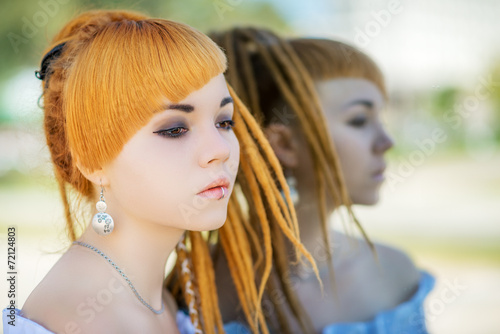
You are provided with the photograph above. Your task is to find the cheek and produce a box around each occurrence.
[108,140,198,225]
[331,126,368,164]
[228,134,240,178]
[130,140,191,189]
[107,133,240,230]
[330,125,372,185]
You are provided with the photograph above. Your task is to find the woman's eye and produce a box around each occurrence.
[348,116,367,128]
[154,127,188,138]
[217,120,235,130]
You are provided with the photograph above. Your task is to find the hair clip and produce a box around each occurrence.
[35,42,67,81]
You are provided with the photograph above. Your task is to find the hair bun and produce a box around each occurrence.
[46,10,148,53]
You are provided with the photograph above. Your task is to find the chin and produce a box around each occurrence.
[190,209,228,231]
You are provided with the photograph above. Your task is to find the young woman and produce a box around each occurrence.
[1,12,318,334]
[211,28,434,333]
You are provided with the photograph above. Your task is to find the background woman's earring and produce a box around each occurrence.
[286,176,300,205]
[92,183,114,236]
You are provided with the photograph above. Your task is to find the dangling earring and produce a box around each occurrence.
[281,175,299,206]
[286,176,300,205]
[92,181,114,236]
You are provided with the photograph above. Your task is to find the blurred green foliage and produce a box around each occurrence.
[0,0,290,82]
[0,0,292,124]
[428,87,460,118]
[488,61,500,141]
[417,61,500,151]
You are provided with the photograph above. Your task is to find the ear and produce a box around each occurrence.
[263,123,299,169]
[75,160,110,188]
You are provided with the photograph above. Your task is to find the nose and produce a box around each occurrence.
[373,126,394,155]
[198,127,232,167]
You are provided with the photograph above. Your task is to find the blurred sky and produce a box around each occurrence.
[2,0,500,122]
[269,0,500,89]
[2,0,500,108]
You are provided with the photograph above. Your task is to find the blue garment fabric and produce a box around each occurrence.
[3,308,49,334]
[176,310,251,334]
[322,271,435,334]
[3,308,250,334]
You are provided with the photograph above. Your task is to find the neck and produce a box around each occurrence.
[295,195,332,261]
[77,210,184,311]
[294,187,356,273]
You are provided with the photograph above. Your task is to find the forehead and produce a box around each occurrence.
[315,78,385,109]
[169,73,229,106]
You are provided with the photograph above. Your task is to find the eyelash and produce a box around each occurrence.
[348,116,368,128]
[217,120,235,130]
[154,127,187,138]
[154,120,235,139]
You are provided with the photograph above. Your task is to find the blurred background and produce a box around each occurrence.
[0,0,499,333]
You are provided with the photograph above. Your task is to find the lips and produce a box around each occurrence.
[197,177,230,199]
[197,186,227,199]
[373,164,387,182]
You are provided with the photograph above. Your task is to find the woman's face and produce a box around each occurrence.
[102,74,239,231]
[316,78,393,205]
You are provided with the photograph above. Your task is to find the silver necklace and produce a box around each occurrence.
[73,241,165,314]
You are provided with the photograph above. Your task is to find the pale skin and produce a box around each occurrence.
[217,78,420,332]
[22,74,239,333]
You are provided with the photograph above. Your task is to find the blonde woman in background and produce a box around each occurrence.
[211,28,434,334]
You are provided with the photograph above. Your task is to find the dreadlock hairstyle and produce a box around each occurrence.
[39,11,319,334]
[210,28,383,333]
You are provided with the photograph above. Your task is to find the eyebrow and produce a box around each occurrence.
[164,96,233,113]
[342,99,374,110]
[220,96,233,108]
[166,103,194,113]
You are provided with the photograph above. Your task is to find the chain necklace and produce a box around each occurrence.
[73,241,165,314]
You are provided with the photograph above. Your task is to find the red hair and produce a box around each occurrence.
[40,11,319,333]
[43,10,226,200]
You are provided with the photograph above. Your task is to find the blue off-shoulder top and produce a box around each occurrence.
[322,271,435,334]
[2,308,250,334]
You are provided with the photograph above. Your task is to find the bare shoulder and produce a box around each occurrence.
[21,246,138,333]
[373,242,420,279]
[342,237,421,310]
[372,242,421,301]
[327,233,421,316]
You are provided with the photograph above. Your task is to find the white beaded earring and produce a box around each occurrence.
[280,174,300,206]
[286,176,300,205]
[91,181,114,236]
